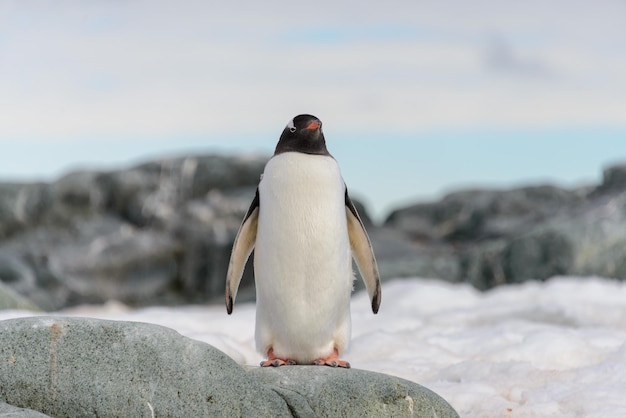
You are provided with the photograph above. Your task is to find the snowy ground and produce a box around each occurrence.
[2,276,626,418]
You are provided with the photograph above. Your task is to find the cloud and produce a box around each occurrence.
[0,0,625,141]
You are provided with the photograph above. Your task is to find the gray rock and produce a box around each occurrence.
[459,239,509,289]
[595,163,626,194]
[0,402,52,418]
[383,185,588,288]
[458,189,626,289]
[4,154,626,307]
[249,366,459,418]
[360,227,460,286]
[501,229,574,283]
[0,154,268,309]
[0,216,181,309]
[385,185,586,242]
[385,164,626,288]
[0,316,290,418]
[0,253,38,298]
[0,317,459,418]
[0,251,70,312]
[101,155,267,227]
[0,281,40,311]
[52,171,110,217]
[171,188,258,302]
[46,216,181,305]
[535,191,626,279]
[0,183,53,239]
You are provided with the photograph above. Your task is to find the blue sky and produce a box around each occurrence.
[1,1,625,220]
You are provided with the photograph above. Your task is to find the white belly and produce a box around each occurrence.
[254,152,353,363]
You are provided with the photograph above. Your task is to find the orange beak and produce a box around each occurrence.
[304,120,320,130]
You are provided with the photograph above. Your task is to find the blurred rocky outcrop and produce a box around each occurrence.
[385,163,626,289]
[2,155,626,310]
[0,155,265,310]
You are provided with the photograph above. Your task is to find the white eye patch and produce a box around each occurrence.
[286,118,296,132]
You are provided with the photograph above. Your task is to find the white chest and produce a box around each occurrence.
[254,152,351,290]
[258,152,346,234]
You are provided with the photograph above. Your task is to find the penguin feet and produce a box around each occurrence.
[260,348,296,367]
[313,348,351,368]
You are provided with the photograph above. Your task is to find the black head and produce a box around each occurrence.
[274,114,331,156]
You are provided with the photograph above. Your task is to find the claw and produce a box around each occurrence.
[260,348,296,367]
[313,348,350,368]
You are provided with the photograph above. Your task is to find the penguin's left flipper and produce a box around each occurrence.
[345,190,382,314]
[225,189,260,314]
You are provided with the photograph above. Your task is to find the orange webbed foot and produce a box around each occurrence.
[260,348,296,367]
[313,348,350,368]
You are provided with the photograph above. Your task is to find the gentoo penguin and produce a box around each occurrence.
[225,114,381,368]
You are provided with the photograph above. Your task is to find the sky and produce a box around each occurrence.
[1,1,625,220]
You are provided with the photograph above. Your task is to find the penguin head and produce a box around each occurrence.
[274,114,330,156]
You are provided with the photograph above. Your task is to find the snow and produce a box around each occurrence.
[2,276,626,417]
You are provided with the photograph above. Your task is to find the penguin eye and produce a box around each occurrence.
[289,126,296,133]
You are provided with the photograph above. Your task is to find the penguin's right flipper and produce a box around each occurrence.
[345,189,381,314]
[225,189,259,314]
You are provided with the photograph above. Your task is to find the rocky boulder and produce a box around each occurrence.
[3,155,626,306]
[0,152,418,310]
[0,281,40,311]
[0,154,266,310]
[385,162,626,289]
[385,185,587,243]
[249,366,456,417]
[0,402,52,418]
[0,317,459,418]
[594,163,626,194]
[0,402,51,418]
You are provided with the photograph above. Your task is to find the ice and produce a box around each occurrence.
[2,276,626,417]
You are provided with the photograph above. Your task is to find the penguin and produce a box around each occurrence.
[225,114,381,368]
